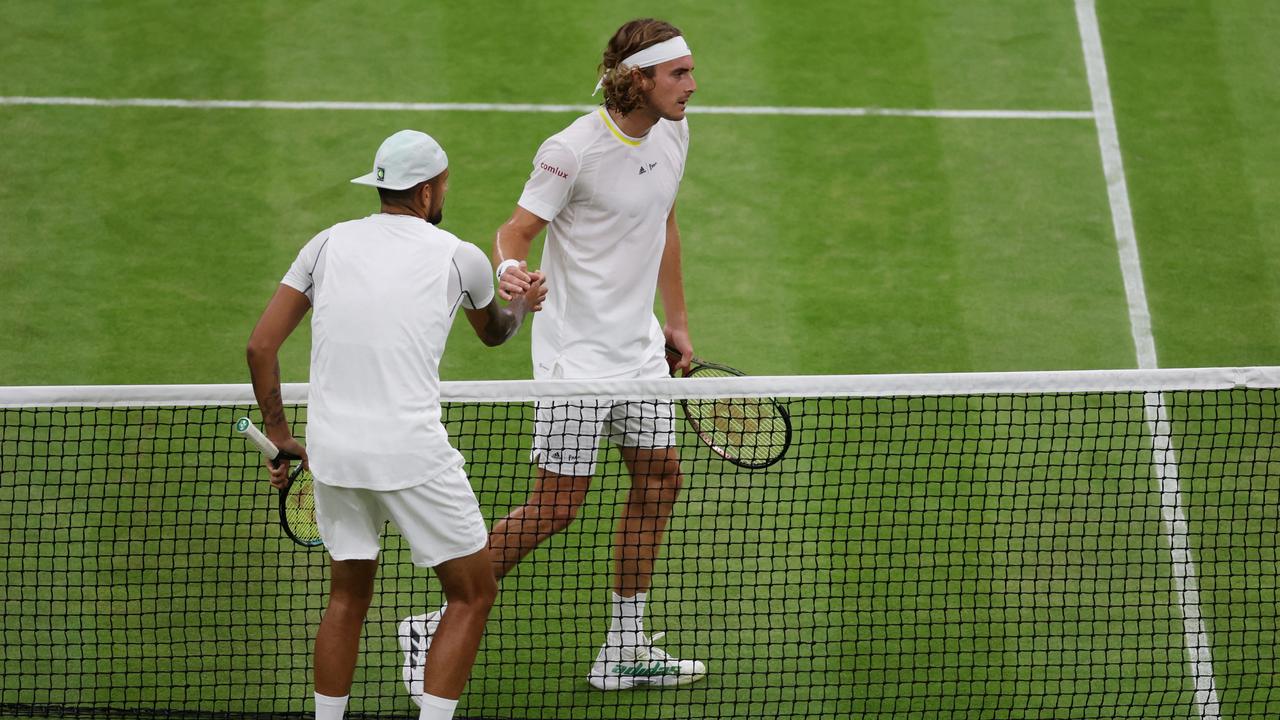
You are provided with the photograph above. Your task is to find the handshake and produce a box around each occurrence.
[496,259,548,312]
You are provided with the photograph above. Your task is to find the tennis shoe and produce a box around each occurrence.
[397,608,444,707]
[587,631,706,690]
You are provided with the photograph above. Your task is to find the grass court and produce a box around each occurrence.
[1,2,1277,718]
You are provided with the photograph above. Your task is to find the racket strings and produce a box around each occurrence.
[684,366,791,467]
[282,472,321,544]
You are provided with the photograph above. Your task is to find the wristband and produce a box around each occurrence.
[496,259,524,283]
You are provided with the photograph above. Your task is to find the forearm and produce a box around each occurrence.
[475,299,531,347]
[246,285,310,440]
[246,348,290,438]
[657,227,688,332]
[494,220,536,267]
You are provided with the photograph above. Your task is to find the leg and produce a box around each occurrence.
[486,398,606,580]
[487,468,594,580]
[614,446,684,596]
[401,450,597,705]
[586,406,705,691]
[420,549,498,700]
[315,558,378,697]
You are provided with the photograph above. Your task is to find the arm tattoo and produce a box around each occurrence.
[262,362,288,431]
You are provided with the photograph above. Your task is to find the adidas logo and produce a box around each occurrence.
[611,663,684,677]
[406,626,423,669]
[638,162,658,175]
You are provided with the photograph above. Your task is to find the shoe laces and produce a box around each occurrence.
[639,631,674,662]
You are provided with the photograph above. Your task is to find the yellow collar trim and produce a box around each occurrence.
[599,107,643,147]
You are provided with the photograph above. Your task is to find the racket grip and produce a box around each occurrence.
[236,417,281,462]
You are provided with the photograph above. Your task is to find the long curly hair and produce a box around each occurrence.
[598,19,683,115]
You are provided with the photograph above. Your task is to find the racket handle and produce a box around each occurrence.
[236,416,281,462]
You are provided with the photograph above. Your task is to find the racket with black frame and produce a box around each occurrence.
[666,345,793,469]
[235,417,322,548]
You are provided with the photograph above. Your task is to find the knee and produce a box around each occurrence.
[477,574,498,609]
[472,572,498,608]
[529,497,581,532]
[327,586,374,619]
[547,502,581,529]
[660,462,684,491]
[448,574,498,614]
[647,462,684,497]
[629,467,683,509]
[635,453,683,484]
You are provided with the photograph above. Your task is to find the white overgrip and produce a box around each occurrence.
[236,416,280,461]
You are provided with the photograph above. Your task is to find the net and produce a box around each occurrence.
[2,369,1277,720]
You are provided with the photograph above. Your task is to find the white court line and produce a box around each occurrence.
[1075,2,1221,718]
[0,95,1093,120]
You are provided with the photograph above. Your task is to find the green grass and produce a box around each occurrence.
[9,0,1274,383]
[1098,1,1280,367]
[2,0,1279,718]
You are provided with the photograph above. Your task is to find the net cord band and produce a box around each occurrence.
[2,366,1279,407]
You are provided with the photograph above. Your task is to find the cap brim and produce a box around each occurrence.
[351,172,422,190]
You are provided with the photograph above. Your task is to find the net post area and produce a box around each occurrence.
[2,368,1277,719]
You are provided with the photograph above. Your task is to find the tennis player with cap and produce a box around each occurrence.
[400,18,704,692]
[247,129,545,720]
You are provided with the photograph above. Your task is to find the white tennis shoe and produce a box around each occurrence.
[397,608,444,707]
[587,632,707,690]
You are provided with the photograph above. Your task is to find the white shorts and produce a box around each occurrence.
[532,346,677,476]
[531,399,676,476]
[313,466,488,568]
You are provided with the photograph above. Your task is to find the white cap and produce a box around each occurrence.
[351,130,448,190]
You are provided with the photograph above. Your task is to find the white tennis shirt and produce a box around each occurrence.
[281,213,494,490]
[518,108,689,379]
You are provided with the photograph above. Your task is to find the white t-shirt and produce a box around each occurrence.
[517,108,689,379]
[280,213,494,490]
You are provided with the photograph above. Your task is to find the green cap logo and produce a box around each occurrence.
[236,417,250,432]
[376,167,385,181]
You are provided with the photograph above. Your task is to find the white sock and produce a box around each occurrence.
[418,693,459,720]
[609,591,647,647]
[314,692,348,720]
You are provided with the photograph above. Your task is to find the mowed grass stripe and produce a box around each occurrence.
[0,2,1096,111]
[0,95,1094,120]
[1077,3,1220,717]
[0,106,1130,384]
[1096,0,1280,369]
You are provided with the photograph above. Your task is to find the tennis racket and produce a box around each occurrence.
[666,345,793,469]
[235,417,322,548]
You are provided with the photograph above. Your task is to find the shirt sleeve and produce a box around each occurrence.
[452,241,496,311]
[516,137,579,222]
[280,229,330,302]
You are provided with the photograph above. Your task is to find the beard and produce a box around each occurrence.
[651,94,688,121]
[428,207,444,225]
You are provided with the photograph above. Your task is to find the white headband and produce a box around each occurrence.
[593,35,692,96]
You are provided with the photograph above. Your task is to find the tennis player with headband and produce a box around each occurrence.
[399,18,705,693]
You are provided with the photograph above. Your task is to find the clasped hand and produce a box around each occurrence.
[498,263,548,311]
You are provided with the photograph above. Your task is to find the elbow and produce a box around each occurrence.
[246,338,273,366]
[478,311,519,347]
[480,331,506,347]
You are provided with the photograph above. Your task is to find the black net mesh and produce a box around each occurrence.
[1,386,1276,719]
